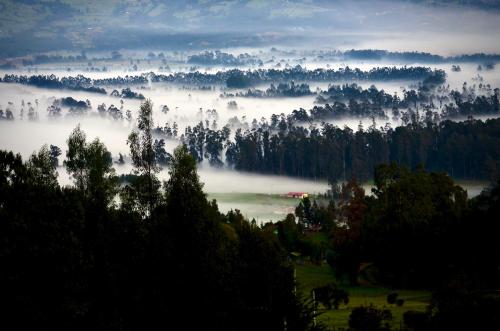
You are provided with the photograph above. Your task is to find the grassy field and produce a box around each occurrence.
[207,178,489,224]
[207,193,304,223]
[295,263,431,330]
[211,191,458,329]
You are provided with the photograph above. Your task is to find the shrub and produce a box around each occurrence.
[386,292,398,305]
[403,311,429,331]
[348,305,392,331]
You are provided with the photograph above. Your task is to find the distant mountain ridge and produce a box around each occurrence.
[0,0,499,57]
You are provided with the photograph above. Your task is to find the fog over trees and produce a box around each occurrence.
[1,0,500,330]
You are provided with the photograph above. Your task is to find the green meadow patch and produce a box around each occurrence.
[295,263,431,330]
[207,193,304,223]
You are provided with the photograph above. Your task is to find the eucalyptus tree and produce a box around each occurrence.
[84,138,116,205]
[27,144,58,188]
[65,125,87,191]
[49,145,62,167]
[64,125,116,205]
[153,138,171,166]
[126,99,161,216]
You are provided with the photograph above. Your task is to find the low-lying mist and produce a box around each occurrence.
[0,57,497,213]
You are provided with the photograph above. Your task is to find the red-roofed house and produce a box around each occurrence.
[286,192,309,199]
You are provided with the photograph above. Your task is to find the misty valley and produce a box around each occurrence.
[1,1,500,330]
[1,52,498,222]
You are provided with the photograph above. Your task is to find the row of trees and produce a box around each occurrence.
[187,50,261,66]
[180,118,500,183]
[221,81,313,98]
[110,87,145,100]
[219,76,498,122]
[223,66,443,89]
[315,78,444,108]
[312,82,498,121]
[2,74,106,94]
[2,66,443,91]
[337,49,500,63]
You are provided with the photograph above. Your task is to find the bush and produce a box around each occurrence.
[403,311,429,331]
[313,283,349,310]
[386,292,398,305]
[348,305,392,331]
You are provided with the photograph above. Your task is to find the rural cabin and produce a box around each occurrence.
[286,192,308,199]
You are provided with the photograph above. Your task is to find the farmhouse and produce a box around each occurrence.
[286,192,308,199]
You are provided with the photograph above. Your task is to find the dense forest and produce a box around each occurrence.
[181,118,500,183]
[1,100,499,330]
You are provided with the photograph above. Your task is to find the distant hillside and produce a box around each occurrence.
[1,0,500,57]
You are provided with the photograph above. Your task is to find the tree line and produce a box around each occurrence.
[221,81,314,98]
[338,49,500,64]
[1,74,106,94]
[180,118,500,183]
[1,66,444,91]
